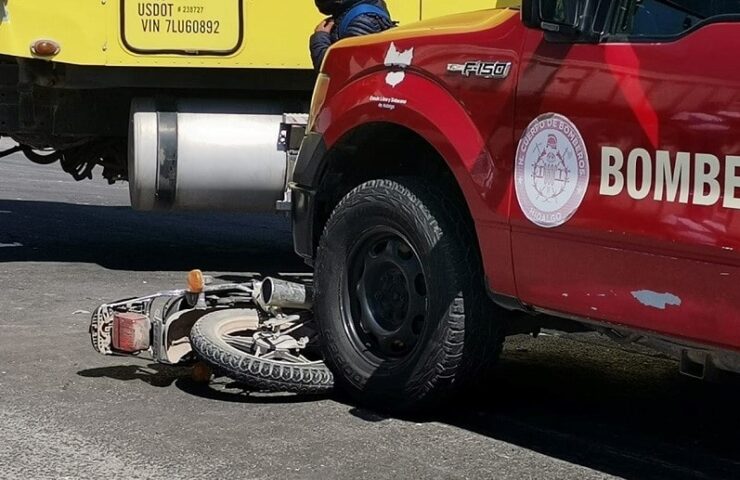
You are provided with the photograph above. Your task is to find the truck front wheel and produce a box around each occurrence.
[314,178,504,412]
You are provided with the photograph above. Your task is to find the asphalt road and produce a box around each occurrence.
[1,152,739,480]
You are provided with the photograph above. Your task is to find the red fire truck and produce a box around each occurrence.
[290,0,740,409]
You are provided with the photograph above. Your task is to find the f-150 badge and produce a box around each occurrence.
[447,61,511,79]
[515,113,589,228]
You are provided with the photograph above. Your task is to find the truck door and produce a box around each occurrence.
[512,0,740,350]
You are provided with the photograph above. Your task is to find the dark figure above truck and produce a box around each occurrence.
[310,0,395,70]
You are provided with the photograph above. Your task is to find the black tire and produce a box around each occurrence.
[315,178,505,412]
[190,309,334,395]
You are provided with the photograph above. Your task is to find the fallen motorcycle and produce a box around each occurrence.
[89,271,333,394]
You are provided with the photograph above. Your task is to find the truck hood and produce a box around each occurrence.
[334,7,520,49]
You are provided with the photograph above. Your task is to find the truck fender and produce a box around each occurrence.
[315,70,496,224]
[295,70,515,297]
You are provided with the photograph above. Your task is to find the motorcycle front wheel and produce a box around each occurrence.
[190,309,334,395]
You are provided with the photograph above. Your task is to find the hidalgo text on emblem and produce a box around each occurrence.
[515,113,589,228]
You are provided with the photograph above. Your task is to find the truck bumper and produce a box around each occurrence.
[291,132,327,263]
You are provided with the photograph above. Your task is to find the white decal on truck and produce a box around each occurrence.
[384,43,414,87]
[515,113,590,228]
[600,148,740,209]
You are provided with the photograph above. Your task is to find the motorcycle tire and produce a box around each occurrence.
[190,309,334,395]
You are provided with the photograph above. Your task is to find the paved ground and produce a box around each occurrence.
[1,152,740,480]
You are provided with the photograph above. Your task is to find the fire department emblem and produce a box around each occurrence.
[515,113,589,228]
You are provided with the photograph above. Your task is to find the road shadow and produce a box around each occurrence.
[77,363,192,388]
[175,376,331,404]
[350,335,740,480]
[77,363,330,405]
[0,199,309,273]
[77,335,740,478]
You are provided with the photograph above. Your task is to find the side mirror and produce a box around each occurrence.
[522,0,587,37]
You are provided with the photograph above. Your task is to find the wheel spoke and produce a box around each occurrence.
[224,334,255,353]
[277,351,314,364]
[259,348,316,365]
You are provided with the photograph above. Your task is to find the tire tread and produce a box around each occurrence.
[315,178,505,411]
[190,318,334,395]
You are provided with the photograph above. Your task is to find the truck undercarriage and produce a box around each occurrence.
[0,57,314,188]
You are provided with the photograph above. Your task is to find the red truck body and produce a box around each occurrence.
[293,5,740,358]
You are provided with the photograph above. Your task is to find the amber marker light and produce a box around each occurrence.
[31,40,61,57]
[187,269,205,294]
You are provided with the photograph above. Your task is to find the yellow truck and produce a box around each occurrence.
[0,0,515,212]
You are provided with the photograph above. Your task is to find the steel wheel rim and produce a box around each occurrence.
[343,227,430,363]
[214,316,322,366]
